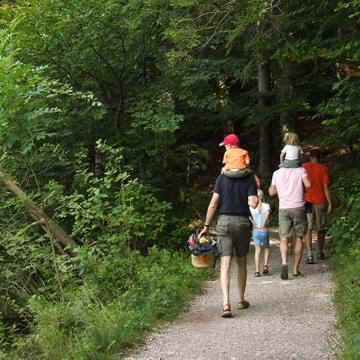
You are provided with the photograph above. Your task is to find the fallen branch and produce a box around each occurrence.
[0,170,74,249]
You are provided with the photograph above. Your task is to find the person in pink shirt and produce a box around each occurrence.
[268,167,311,280]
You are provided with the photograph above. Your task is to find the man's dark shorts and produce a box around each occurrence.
[216,215,251,257]
[305,202,327,231]
[278,207,307,238]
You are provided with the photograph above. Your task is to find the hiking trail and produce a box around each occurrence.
[125,229,341,360]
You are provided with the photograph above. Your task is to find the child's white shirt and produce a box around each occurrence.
[281,145,303,161]
[250,202,270,229]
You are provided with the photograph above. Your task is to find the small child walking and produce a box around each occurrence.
[250,189,271,277]
[219,133,253,178]
[280,132,303,168]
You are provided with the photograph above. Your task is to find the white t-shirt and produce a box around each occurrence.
[250,202,271,228]
[281,145,303,161]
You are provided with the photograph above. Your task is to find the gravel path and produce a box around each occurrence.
[126,231,341,360]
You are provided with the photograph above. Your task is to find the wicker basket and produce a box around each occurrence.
[191,253,214,268]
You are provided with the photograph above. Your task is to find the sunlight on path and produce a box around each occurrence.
[125,229,341,360]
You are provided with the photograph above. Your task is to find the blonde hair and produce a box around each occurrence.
[256,189,264,211]
[283,132,300,145]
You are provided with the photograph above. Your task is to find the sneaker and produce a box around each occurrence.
[306,255,316,264]
[281,265,288,280]
[318,252,325,260]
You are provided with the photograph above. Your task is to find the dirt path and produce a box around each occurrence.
[126,231,341,360]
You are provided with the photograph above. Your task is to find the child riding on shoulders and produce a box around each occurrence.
[219,134,253,178]
[280,132,303,168]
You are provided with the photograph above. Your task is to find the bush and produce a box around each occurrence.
[11,247,211,360]
[329,168,360,359]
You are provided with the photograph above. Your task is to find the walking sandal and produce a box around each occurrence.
[238,300,250,310]
[222,304,232,318]
[263,265,269,274]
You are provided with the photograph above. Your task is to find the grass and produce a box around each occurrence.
[7,248,213,360]
[332,246,360,360]
[329,168,360,359]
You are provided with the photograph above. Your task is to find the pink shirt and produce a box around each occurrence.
[271,167,308,209]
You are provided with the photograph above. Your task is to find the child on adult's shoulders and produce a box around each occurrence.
[219,133,253,178]
[279,132,303,168]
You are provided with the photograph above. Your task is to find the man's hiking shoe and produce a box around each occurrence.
[306,255,316,264]
[318,252,325,260]
[281,265,288,280]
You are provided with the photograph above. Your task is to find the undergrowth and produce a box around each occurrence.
[5,247,211,360]
[329,168,360,359]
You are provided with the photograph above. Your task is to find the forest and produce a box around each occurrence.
[0,0,359,359]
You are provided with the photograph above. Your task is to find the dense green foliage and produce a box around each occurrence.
[3,247,210,359]
[0,0,359,358]
[329,167,360,360]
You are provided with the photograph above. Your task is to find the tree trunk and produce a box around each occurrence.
[279,61,295,135]
[94,146,104,177]
[258,60,272,181]
[0,171,74,249]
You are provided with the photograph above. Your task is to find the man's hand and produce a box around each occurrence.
[303,175,311,189]
[268,184,277,197]
[199,227,209,238]
[327,203,333,215]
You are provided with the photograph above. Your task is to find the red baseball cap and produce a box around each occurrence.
[219,134,239,147]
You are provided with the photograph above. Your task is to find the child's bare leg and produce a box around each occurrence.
[254,246,261,273]
[263,248,270,267]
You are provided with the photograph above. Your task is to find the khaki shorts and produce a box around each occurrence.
[306,203,327,231]
[216,215,251,257]
[278,207,307,239]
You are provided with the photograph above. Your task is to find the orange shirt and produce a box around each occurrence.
[223,148,250,170]
[303,162,329,204]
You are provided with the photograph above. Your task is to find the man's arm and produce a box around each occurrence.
[302,175,311,189]
[201,192,220,234]
[324,183,332,214]
[254,174,261,189]
[268,184,277,197]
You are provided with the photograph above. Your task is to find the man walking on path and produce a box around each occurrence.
[201,173,257,318]
[303,150,332,263]
[268,167,311,279]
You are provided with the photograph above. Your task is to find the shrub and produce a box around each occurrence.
[329,168,360,359]
[11,247,211,360]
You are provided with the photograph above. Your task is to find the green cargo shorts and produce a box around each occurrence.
[216,215,251,257]
[278,207,307,238]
